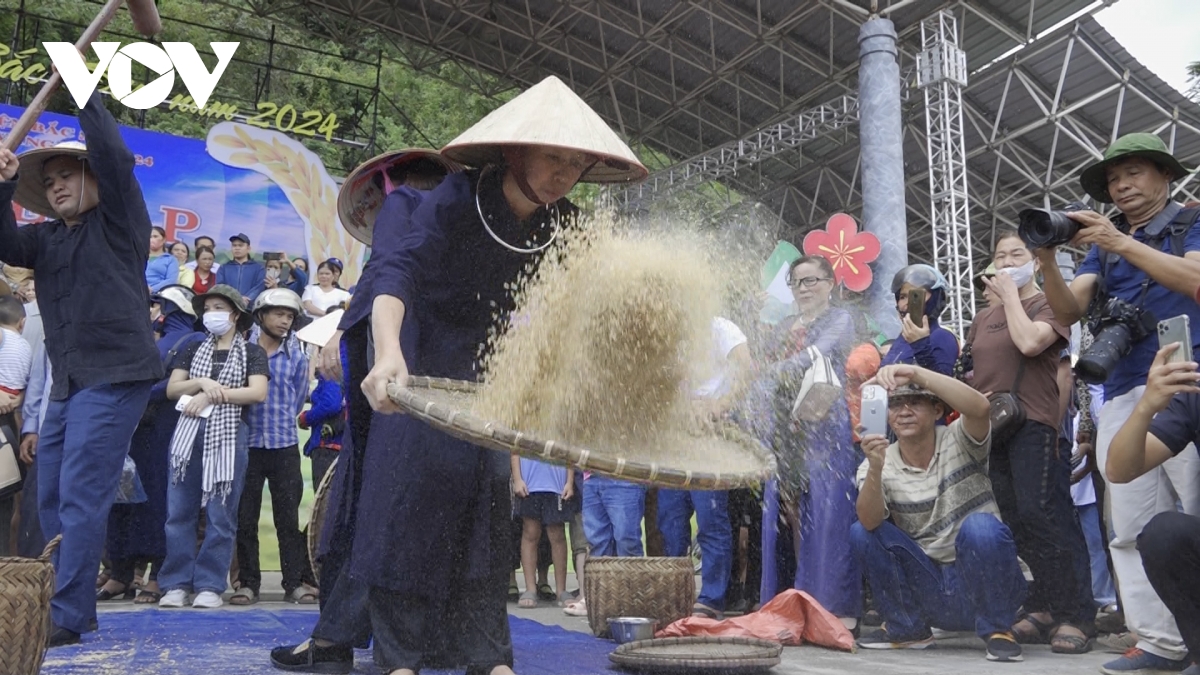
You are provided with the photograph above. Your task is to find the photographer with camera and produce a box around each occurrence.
[1030,133,1200,674]
[967,231,1094,654]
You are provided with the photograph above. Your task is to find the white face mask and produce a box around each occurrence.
[203,311,235,336]
[998,260,1035,288]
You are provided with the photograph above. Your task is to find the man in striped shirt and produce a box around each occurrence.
[852,363,1028,662]
[237,288,316,604]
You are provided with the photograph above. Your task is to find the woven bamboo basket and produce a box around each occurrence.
[388,378,775,490]
[584,556,695,639]
[610,636,783,673]
[307,455,338,579]
[0,535,61,675]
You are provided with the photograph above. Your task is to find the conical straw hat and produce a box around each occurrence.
[337,149,462,245]
[441,75,648,184]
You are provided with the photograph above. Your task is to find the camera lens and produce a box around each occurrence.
[1018,208,1080,249]
[1076,323,1133,384]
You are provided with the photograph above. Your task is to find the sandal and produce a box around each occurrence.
[556,592,572,607]
[1012,613,1053,644]
[1050,625,1093,654]
[692,603,723,620]
[134,589,162,605]
[518,591,538,609]
[563,598,588,617]
[287,586,319,605]
[229,586,258,606]
[96,583,135,601]
[508,583,520,602]
[536,583,556,601]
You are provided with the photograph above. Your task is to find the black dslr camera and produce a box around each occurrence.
[1018,202,1089,249]
[1075,298,1157,385]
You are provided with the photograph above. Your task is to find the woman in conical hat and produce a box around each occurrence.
[283,77,644,675]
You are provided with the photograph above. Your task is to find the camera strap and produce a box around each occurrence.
[1092,202,1200,314]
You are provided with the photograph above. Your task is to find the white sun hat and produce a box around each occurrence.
[440,75,648,184]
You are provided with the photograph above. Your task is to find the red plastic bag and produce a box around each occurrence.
[655,589,856,651]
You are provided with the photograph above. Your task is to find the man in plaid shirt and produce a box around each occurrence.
[235,288,317,604]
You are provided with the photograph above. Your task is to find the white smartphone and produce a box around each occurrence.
[1158,314,1193,365]
[175,394,215,419]
[860,384,889,437]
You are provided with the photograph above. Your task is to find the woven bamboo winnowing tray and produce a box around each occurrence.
[610,636,783,673]
[0,535,61,675]
[585,556,695,639]
[389,377,775,490]
[307,454,338,578]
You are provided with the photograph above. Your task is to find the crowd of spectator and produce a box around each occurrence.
[0,78,1198,675]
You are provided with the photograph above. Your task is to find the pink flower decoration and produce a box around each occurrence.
[802,213,880,292]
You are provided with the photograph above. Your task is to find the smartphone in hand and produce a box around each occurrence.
[907,289,926,326]
[1158,314,1193,365]
[861,384,889,437]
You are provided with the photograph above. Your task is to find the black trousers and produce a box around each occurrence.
[368,573,512,674]
[310,447,338,494]
[311,320,373,645]
[235,446,315,594]
[1140,511,1200,657]
[989,420,1094,628]
[0,492,14,556]
[111,556,164,585]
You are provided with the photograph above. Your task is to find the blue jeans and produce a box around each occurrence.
[658,488,731,609]
[1078,502,1117,608]
[850,513,1027,640]
[582,476,645,557]
[38,381,153,634]
[158,422,249,595]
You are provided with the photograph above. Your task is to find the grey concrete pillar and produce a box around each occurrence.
[858,17,907,337]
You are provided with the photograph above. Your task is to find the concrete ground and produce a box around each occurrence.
[96,571,1117,674]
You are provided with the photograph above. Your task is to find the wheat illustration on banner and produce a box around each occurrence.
[205,123,365,282]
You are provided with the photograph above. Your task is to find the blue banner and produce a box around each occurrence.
[0,103,366,284]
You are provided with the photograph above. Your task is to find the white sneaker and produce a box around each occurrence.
[192,591,223,608]
[158,589,188,608]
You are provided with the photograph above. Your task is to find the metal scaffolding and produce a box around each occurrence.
[917,10,974,335]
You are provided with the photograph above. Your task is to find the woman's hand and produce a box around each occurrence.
[562,480,575,501]
[362,350,408,414]
[899,315,931,343]
[868,364,919,391]
[318,330,344,382]
[182,392,212,418]
[196,378,226,404]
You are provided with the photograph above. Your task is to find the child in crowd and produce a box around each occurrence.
[512,454,577,608]
[299,371,345,492]
[0,295,32,398]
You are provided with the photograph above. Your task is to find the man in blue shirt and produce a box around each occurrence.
[0,91,162,646]
[1035,133,1200,674]
[236,288,314,605]
[217,233,266,305]
[1107,343,1200,675]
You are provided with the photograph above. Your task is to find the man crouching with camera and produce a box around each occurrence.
[1032,133,1200,675]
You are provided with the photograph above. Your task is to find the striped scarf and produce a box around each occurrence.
[169,333,247,506]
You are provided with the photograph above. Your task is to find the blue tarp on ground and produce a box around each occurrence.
[42,609,616,674]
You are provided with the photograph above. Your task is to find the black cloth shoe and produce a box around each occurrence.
[48,625,81,648]
[986,633,1024,662]
[270,640,353,674]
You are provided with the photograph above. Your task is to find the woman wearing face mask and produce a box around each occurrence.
[145,226,181,293]
[157,285,269,610]
[967,231,1096,653]
[743,255,862,629]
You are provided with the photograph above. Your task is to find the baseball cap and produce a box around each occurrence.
[229,233,251,245]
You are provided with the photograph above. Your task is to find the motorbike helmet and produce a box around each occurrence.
[252,288,303,322]
[890,264,950,319]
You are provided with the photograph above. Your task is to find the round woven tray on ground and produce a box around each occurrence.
[388,377,775,489]
[307,455,338,579]
[610,636,783,673]
[0,535,61,675]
